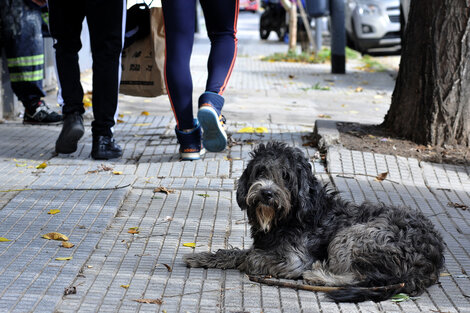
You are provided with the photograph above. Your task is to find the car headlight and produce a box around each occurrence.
[357,4,380,15]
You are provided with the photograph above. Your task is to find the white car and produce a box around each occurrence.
[345,0,401,54]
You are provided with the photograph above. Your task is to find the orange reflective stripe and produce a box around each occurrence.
[219,0,239,94]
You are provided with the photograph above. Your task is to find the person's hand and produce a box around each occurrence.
[31,0,47,6]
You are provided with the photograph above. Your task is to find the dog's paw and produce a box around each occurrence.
[183,252,214,268]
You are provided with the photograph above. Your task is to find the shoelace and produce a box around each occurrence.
[219,115,226,127]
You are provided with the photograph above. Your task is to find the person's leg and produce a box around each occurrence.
[197,0,239,152]
[48,0,86,116]
[162,0,196,131]
[85,0,125,138]
[200,0,239,95]
[48,0,86,153]
[0,0,61,124]
[162,0,204,160]
[86,0,126,159]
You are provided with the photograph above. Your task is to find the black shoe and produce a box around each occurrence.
[24,100,63,125]
[91,136,122,160]
[55,111,84,154]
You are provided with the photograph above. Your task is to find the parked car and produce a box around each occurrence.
[240,0,259,12]
[345,0,401,54]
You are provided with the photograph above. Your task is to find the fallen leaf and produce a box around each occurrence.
[16,163,27,167]
[64,286,77,295]
[391,293,410,302]
[237,127,268,133]
[117,119,125,124]
[128,227,140,234]
[48,209,60,215]
[112,171,123,175]
[0,237,11,242]
[197,193,210,198]
[141,111,150,116]
[55,256,72,261]
[118,113,124,118]
[317,114,332,119]
[133,123,151,127]
[133,299,163,304]
[36,162,48,169]
[154,187,175,195]
[121,284,130,289]
[375,172,389,182]
[158,263,172,272]
[288,74,295,79]
[42,232,69,241]
[164,216,173,222]
[183,242,196,248]
[440,272,451,277]
[447,202,468,210]
[87,265,93,268]
[62,242,75,248]
[355,87,364,92]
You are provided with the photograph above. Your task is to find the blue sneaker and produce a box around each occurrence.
[197,92,227,152]
[175,119,205,160]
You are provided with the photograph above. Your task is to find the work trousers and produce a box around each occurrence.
[0,0,45,109]
[162,0,239,130]
[48,0,126,137]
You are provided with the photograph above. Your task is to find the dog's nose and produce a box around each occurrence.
[261,189,274,200]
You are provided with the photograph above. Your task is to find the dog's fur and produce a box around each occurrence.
[184,142,445,302]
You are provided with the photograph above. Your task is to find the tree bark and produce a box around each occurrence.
[382,0,470,147]
[288,2,297,52]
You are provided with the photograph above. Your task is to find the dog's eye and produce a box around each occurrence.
[282,172,289,181]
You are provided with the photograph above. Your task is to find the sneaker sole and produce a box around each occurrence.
[23,120,64,125]
[198,107,227,152]
[55,127,84,154]
[181,148,206,161]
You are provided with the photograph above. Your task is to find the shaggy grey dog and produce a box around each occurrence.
[184,142,444,302]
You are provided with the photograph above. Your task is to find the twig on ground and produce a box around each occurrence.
[248,276,405,293]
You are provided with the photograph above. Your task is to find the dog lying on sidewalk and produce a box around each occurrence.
[184,142,444,302]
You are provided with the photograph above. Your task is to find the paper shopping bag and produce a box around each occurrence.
[120,7,166,97]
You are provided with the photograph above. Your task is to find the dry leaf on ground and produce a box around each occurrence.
[112,171,123,175]
[36,162,47,169]
[447,202,468,210]
[62,242,75,248]
[121,284,130,289]
[141,111,150,116]
[0,237,11,242]
[183,242,196,248]
[154,187,175,195]
[48,209,60,215]
[237,126,268,133]
[375,172,389,182]
[42,232,69,241]
[128,227,140,234]
[55,256,72,261]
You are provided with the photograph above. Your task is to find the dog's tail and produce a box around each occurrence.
[326,280,405,302]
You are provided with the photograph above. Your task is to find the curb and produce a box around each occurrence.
[313,119,341,151]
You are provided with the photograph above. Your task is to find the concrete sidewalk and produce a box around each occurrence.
[1,11,469,313]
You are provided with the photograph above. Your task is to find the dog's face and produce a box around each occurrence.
[237,142,315,233]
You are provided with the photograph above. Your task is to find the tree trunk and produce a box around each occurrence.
[288,2,297,52]
[382,0,470,147]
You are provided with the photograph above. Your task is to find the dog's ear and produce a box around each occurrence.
[295,151,317,215]
[236,163,250,211]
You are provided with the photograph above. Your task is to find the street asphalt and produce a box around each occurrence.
[0,11,469,313]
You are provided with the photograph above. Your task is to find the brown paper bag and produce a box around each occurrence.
[120,7,166,97]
